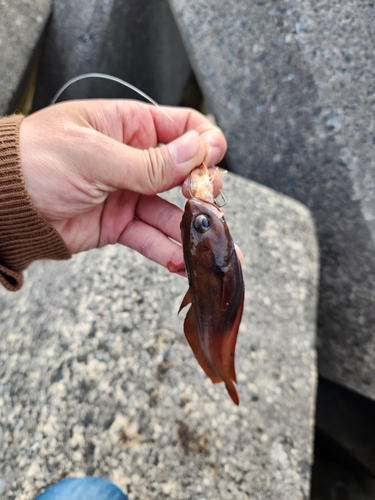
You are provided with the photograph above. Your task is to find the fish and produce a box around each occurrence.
[170,164,244,405]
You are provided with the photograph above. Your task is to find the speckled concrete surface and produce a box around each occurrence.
[168,0,375,401]
[0,174,318,499]
[0,0,51,114]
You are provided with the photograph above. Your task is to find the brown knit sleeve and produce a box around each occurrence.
[0,114,71,291]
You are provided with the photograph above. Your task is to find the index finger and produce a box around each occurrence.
[149,105,227,168]
[148,105,218,141]
[115,101,227,165]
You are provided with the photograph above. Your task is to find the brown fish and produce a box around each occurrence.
[178,168,244,405]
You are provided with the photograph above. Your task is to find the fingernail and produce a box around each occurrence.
[169,130,200,168]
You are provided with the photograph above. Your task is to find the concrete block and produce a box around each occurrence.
[0,0,52,115]
[32,0,191,110]
[168,0,375,400]
[0,174,318,499]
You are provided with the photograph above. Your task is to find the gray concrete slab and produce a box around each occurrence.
[0,174,318,499]
[0,0,52,115]
[32,0,191,110]
[168,0,375,400]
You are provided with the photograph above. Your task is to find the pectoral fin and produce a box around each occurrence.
[183,305,221,384]
[178,288,192,313]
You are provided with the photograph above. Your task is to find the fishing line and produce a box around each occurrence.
[50,72,180,132]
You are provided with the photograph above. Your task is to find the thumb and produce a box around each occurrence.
[94,130,207,195]
[133,130,207,194]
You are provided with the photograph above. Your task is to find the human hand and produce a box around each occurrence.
[19,100,227,271]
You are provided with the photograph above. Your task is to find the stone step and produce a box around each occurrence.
[0,173,318,500]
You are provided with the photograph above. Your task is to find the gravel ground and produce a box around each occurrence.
[0,174,318,500]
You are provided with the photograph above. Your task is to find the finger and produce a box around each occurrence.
[118,218,184,270]
[148,105,227,167]
[235,244,244,262]
[135,195,184,244]
[119,102,226,150]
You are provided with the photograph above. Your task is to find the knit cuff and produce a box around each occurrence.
[0,114,71,291]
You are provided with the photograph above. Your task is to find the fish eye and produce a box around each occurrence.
[193,214,211,233]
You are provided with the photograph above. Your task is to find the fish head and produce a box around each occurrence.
[181,198,233,267]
